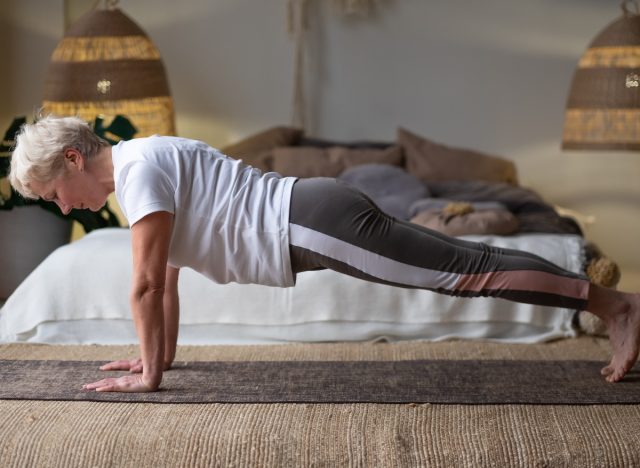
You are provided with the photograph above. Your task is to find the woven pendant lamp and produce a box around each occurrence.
[42,3,175,137]
[562,1,640,151]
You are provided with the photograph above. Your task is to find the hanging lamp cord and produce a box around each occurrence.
[288,0,308,130]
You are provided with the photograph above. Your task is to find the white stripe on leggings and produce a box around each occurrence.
[289,223,461,290]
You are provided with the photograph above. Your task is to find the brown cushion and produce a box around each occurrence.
[272,146,403,178]
[397,127,518,185]
[410,209,520,236]
[219,126,303,171]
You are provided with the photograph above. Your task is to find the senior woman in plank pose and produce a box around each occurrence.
[9,115,640,392]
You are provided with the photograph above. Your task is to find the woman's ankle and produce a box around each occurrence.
[587,283,628,322]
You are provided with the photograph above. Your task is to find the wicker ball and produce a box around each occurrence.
[586,257,621,288]
[42,7,176,137]
[578,257,621,337]
[578,311,609,337]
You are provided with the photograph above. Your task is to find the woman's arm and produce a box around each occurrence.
[82,211,174,392]
[91,265,180,373]
[129,211,173,389]
[163,266,180,369]
[96,264,180,374]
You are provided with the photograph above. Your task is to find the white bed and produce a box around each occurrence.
[0,228,584,345]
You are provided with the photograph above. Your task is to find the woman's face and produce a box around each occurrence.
[30,149,108,214]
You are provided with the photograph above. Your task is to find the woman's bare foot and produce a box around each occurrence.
[590,288,640,383]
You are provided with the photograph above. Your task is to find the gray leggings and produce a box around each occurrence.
[288,177,590,310]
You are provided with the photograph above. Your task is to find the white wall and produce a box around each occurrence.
[2,0,639,288]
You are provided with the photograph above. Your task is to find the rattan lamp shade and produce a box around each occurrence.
[562,7,640,150]
[42,7,175,137]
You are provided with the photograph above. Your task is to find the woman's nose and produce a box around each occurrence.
[56,200,71,215]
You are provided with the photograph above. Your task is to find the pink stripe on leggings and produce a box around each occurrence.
[454,270,590,301]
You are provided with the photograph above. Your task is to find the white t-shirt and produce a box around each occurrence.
[111,136,297,287]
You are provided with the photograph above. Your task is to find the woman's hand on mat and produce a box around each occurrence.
[99,358,144,373]
[82,373,160,393]
[98,358,171,373]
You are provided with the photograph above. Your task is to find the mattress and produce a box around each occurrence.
[0,228,584,345]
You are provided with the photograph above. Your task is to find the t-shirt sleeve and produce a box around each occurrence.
[119,161,176,226]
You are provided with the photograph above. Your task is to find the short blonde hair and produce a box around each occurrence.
[9,114,109,199]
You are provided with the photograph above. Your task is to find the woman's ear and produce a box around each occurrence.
[64,148,85,172]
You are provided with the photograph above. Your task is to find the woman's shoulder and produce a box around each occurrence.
[115,136,211,160]
[120,135,192,150]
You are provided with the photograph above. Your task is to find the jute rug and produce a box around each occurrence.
[2,358,639,404]
[2,338,640,467]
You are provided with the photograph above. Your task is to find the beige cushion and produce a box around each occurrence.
[219,126,303,172]
[410,209,520,236]
[272,146,403,178]
[397,127,518,185]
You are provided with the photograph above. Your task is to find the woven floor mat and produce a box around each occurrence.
[2,338,640,467]
[1,357,638,404]
[1,400,638,467]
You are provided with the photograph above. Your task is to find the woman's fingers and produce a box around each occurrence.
[99,358,142,371]
[82,378,114,390]
[99,359,131,371]
[87,359,157,392]
[82,375,151,392]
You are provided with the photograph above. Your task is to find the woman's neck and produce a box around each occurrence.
[90,145,115,194]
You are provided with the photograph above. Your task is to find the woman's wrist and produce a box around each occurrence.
[163,351,175,369]
[142,371,163,390]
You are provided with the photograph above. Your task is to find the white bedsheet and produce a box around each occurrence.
[0,228,584,344]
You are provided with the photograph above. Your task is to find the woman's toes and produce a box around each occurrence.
[601,365,613,376]
[605,367,621,382]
